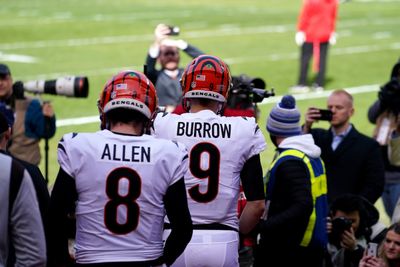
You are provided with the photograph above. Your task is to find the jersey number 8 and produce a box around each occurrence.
[104,167,141,234]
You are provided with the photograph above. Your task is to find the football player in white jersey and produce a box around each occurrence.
[153,55,266,267]
[48,71,192,267]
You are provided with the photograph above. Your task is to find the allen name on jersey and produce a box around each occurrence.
[101,143,151,162]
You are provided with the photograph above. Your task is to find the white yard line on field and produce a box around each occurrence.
[1,17,399,51]
[16,40,400,81]
[56,84,380,127]
[224,42,400,65]
[0,52,38,63]
[259,84,380,105]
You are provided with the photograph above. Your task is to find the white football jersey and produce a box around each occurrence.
[153,110,266,230]
[57,130,188,263]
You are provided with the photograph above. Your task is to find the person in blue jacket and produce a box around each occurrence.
[0,63,56,165]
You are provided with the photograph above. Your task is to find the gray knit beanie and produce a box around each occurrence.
[266,95,301,137]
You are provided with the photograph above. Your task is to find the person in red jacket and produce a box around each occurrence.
[290,0,338,93]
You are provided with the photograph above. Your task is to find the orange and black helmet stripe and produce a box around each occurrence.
[99,70,157,116]
[181,55,231,100]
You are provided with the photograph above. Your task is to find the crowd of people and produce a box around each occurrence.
[1,20,400,267]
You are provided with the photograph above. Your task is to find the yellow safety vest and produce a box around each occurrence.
[265,149,328,247]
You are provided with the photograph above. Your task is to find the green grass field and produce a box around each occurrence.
[1,0,399,224]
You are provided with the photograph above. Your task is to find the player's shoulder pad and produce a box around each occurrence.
[238,117,261,135]
[230,115,257,126]
[154,109,169,118]
[170,140,187,151]
[60,132,79,142]
[172,140,189,161]
[58,132,79,150]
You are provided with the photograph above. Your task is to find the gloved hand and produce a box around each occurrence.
[295,31,306,46]
[154,24,171,44]
[161,38,188,50]
[329,32,337,45]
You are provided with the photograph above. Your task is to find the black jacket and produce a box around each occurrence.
[255,160,318,267]
[310,126,385,204]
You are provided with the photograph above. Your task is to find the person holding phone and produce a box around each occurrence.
[359,222,400,267]
[303,89,385,205]
[145,23,204,112]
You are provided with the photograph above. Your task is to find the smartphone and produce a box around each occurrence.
[367,242,378,257]
[167,25,180,36]
[318,109,333,121]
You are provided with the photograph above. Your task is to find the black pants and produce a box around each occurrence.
[298,42,329,87]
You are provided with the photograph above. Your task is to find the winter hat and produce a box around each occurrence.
[266,95,301,137]
[0,64,11,76]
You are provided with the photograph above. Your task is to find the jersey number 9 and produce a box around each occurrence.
[188,142,220,203]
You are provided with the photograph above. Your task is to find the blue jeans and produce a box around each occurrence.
[382,183,400,217]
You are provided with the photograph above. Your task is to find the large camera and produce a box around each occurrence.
[391,58,400,81]
[227,74,274,110]
[378,59,400,115]
[13,76,89,98]
[332,216,352,233]
[329,216,353,247]
[379,78,400,115]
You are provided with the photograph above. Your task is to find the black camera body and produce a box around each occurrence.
[379,78,400,115]
[378,59,400,115]
[332,216,352,233]
[227,74,274,110]
[329,216,353,246]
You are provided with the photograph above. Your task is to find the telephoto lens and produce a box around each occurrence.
[23,76,89,98]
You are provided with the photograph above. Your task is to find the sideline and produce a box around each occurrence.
[56,84,380,127]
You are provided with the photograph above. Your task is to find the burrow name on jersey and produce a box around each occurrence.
[176,121,231,138]
[101,143,150,162]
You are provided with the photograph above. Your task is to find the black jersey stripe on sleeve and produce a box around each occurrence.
[58,143,66,154]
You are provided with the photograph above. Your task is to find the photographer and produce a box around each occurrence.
[0,63,56,166]
[303,89,384,205]
[145,24,204,112]
[326,194,385,267]
[368,60,400,221]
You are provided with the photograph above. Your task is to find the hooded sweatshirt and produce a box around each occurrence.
[259,134,322,247]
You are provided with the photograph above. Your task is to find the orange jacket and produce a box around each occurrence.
[297,0,338,43]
